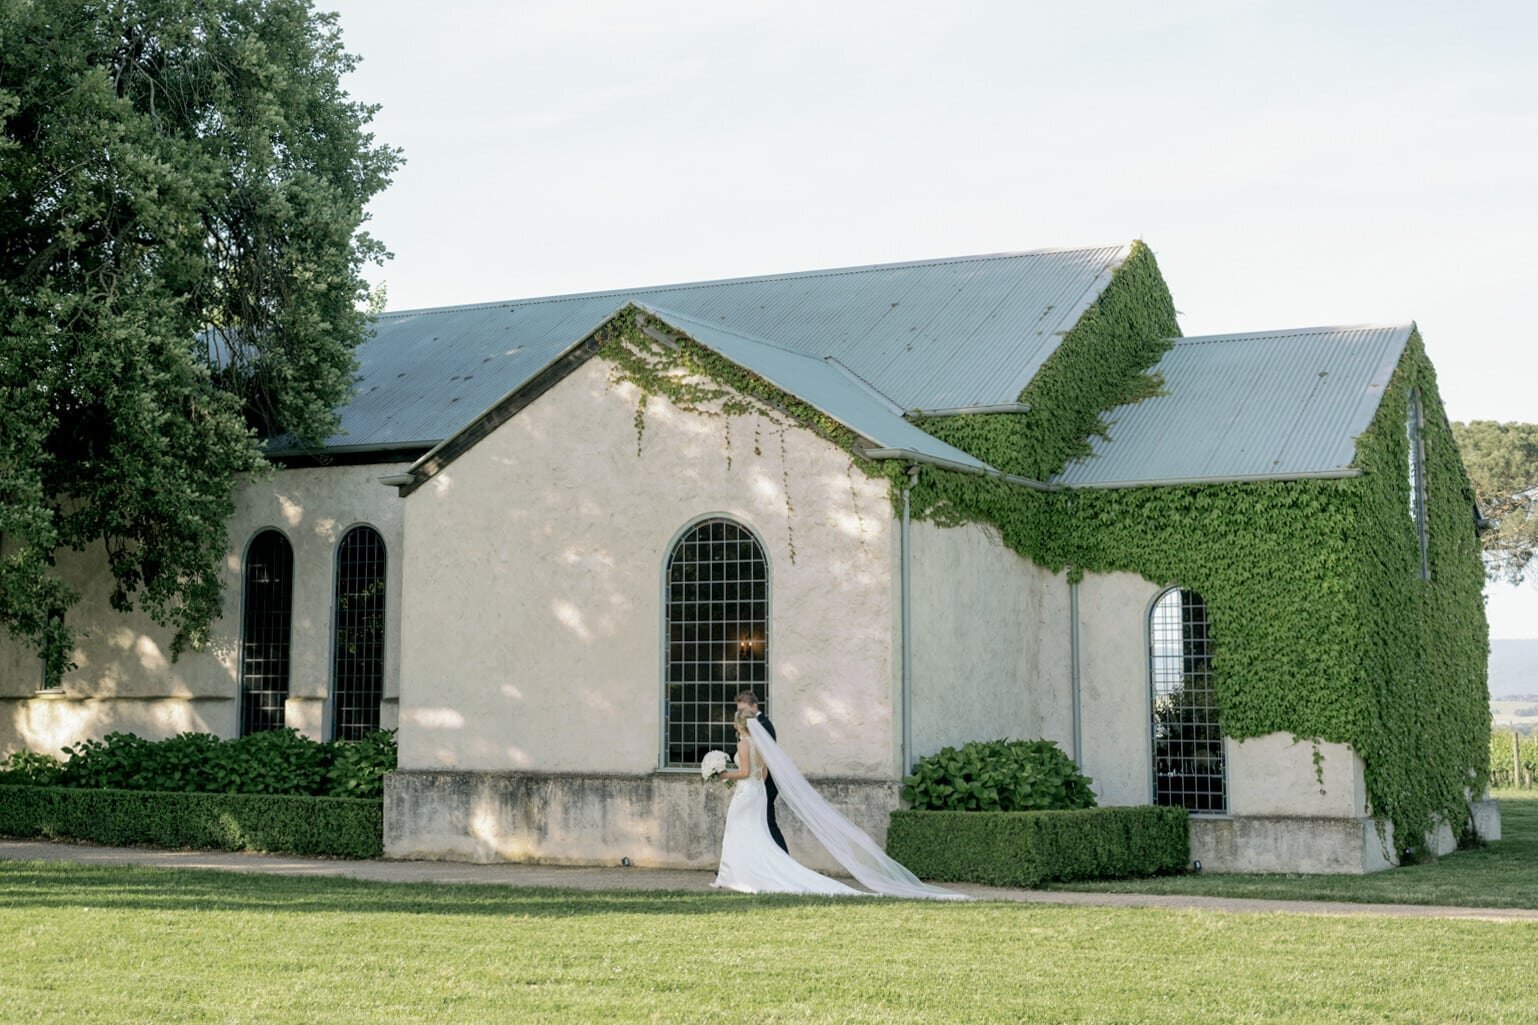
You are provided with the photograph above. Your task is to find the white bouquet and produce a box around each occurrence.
[700,750,728,780]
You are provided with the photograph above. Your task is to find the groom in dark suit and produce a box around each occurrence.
[735,689,788,853]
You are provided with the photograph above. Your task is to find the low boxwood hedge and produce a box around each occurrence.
[886,805,1189,887]
[0,785,383,858]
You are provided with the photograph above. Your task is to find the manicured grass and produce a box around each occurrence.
[1049,790,1538,909]
[2,860,1534,1024]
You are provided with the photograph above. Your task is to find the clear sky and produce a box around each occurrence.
[323,0,1538,634]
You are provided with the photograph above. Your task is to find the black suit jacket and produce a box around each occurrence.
[755,710,776,742]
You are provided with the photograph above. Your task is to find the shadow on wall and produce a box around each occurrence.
[397,367,896,774]
[71,626,239,699]
[6,694,225,758]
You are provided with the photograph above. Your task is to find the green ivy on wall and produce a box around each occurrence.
[1041,334,1488,850]
[903,241,1488,850]
[593,245,1490,853]
[912,240,1180,481]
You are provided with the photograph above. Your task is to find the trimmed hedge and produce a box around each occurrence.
[886,806,1189,887]
[0,785,383,858]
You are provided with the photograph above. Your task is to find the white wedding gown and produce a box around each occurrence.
[711,720,969,901]
[711,744,865,897]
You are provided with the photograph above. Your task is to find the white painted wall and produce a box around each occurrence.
[396,357,897,779]
[1226,733,1367,818]
[0,461,409,755]
[907,518,1073,762]
[1074,569,1163,806]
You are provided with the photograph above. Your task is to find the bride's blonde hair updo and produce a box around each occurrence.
[733,708,753,736]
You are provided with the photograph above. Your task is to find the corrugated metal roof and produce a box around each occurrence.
[1053,324,1413,488]
[639,305,991,471]
[267,245,1129,454]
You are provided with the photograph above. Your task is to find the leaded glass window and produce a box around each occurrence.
[240,529,293,735]
[1150,587,1225,813]
[663,518,767,767]
[332,525,387,740]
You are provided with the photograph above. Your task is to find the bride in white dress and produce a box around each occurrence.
[710,710,968,901]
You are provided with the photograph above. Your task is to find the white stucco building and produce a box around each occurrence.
[0,244,1496,873]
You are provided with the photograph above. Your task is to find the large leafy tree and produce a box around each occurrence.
[0,0,400,685]
[1451,420,1538,584]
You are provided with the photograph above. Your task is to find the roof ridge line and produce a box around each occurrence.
[1171,322,1416,345]
[371,244,1133,320]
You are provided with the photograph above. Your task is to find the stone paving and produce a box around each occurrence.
[4,837,1537,922]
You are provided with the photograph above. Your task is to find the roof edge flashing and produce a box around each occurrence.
[1171,322,1416,346]
[863,447,1060,492]
[904,403,1031,418]
[1059,468,1362,490]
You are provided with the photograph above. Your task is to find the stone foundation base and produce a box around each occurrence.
[384,770,900,873]
[1189,815,1397,874]
[1189,798,1503,875]
[1471,797,1502,842]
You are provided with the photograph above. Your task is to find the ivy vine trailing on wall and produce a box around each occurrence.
[589,247,1489,853]
[592,306,907,563]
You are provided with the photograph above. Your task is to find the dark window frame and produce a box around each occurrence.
[239,529,294,736]
[331,524,387,741]
[1149,586,1226,814]
[661,517,769,769]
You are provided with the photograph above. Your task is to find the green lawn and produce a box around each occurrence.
[2,859,1535,1024]
[1050,790,1538,909]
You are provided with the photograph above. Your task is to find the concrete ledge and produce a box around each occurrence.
[1189,815,1397,874]
[384,770,900,872]
[1190,798,1504,875]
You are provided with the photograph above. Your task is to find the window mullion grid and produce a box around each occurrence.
[1151,588,1224,813]
[664,520,766,767]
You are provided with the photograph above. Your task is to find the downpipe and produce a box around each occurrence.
[1070,574,1082,763]
[900,464,919,777]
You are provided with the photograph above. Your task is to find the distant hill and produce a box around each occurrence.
[1489,638,1538,699]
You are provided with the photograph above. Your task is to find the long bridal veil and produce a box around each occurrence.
[745,718,969,901]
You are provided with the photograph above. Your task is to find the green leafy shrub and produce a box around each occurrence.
[902,739,1096,812]
[0,750,65,787]
[325,729,399,799]
[222,729,333,795]
[0,785,382,858]
[886,806,1189,887]
[32,728,398,798]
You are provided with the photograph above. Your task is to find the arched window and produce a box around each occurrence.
[240,529,294,736]
[1149,587,1225,812]
[332,525,387,740]
[663,518,768,767]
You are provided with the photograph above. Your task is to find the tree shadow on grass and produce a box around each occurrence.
[0,861,912,919]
